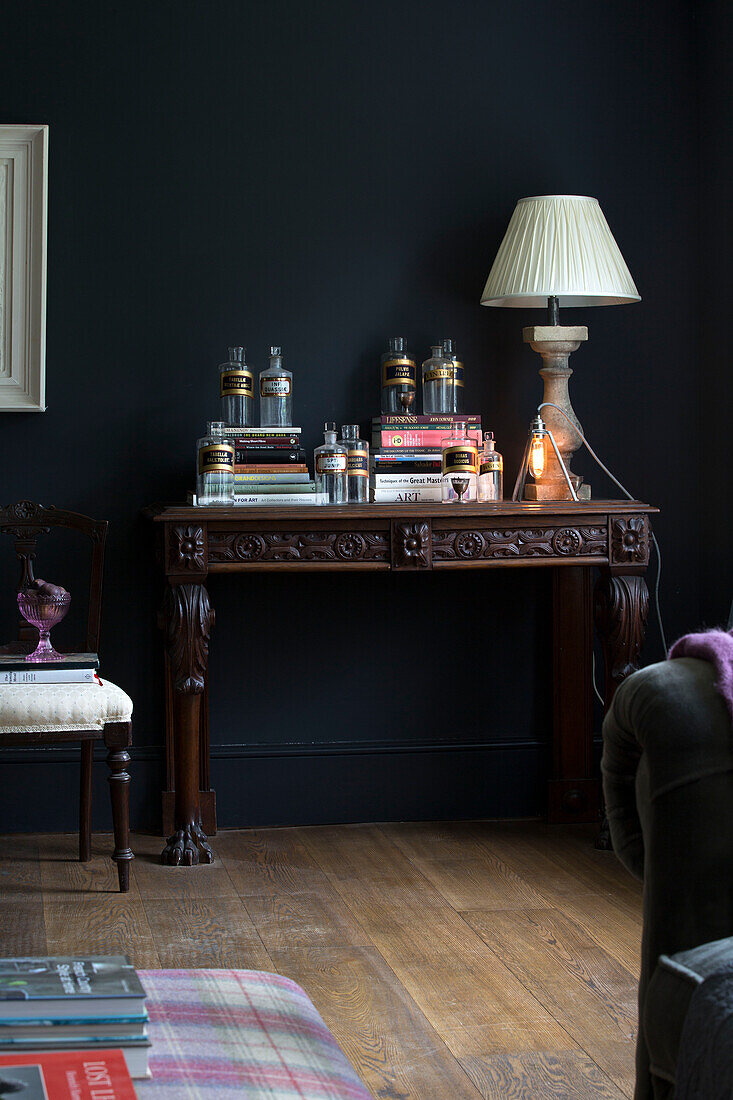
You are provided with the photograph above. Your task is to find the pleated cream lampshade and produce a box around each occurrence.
[481,195,640,308]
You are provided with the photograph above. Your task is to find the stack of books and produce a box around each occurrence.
[370,415,482,503]
[223,427,320,505]
[0,654,100,686]
[0,956,150,1080]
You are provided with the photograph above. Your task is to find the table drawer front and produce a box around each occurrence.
[432,519,609,563]
[207,526,391,565]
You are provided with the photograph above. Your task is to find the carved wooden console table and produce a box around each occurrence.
[146,500,657,865]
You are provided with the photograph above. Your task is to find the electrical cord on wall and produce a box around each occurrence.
[537,402,668,671]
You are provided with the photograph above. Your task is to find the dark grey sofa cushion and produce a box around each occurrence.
[645,937,733,1086]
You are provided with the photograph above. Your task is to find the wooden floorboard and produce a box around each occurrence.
[0,821,643,1099]
[460,907,637,1095]
[460,1050,628,1099]
[39,832,140,899]
[144,896,272,971]
[43,896,160,968]
[268,944,486,1100]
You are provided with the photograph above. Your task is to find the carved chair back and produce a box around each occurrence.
[0,501,108,653]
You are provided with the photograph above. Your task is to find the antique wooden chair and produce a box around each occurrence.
[0,501,133,891]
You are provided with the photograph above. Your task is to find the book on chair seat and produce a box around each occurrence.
[0,654,99,685]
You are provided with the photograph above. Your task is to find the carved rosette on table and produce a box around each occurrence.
[169,525,206,572]
[611,516,650,566]
[208,530,389,564]
[161,583,214,866]
[432,525,607,562]
[392,521,432,569]
[594,573,650,697]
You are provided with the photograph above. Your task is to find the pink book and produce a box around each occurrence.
[380,428,482,448]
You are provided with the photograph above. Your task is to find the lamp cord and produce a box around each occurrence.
[537,402,668,665]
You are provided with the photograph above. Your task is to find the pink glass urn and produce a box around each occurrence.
[17,580,71,662]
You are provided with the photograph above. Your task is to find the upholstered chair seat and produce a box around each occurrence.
[0,681,133,734]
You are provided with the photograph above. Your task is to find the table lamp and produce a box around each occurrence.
[481,195,640,500]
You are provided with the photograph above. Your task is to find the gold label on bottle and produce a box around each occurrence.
[260,377,292,397]
[347,448,369,477]
[382,357,417,388]
[220,370,254,397]
[480,456,502,475]
[316,453,347,474]
[443,444,477,475]
[198,443,235,474]
[425,364,465,386]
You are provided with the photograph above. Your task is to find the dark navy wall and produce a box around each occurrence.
[0,0,721,832]
[698,0,733,627]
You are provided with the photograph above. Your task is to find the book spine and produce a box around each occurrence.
[232,483,315,494]
[234,464,308,474]
[372,460,443,472]
[235,440,303,449]
[232,494,325,505]
[0,669,97,684]
[377,429,482,447]
[373,474,443,487]
[233,472,311,483]
[222,427,302,436]
[373,415,482,428]
[235,450,306,464]
[372,488,443,503]
[374,450,442,460]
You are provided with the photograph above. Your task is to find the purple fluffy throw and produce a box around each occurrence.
[669,629,733,725]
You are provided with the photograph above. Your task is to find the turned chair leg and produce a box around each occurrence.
[79,740,93,862]
[103,722,134,892]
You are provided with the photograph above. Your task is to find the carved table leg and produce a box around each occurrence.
[103,721,134,892]
[161,583,214,866]
[594,570,650,849]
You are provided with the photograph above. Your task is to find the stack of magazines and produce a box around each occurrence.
[0,957,149,1080]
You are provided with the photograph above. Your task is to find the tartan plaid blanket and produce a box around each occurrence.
[137,969,373,1099]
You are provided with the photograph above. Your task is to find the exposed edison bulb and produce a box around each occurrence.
[529,432,546,479]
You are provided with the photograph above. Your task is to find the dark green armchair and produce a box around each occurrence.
[602,656,733,1099]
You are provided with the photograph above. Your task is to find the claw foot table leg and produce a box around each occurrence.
[162,823,214,866]
[162,582,215,866]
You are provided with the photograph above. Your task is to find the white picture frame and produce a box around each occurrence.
[0,125,48,411]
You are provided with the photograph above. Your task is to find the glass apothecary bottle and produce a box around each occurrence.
[339,424,369,502]
[380,337,417,414]
[441,420,478,503]
[478,431,503,501]
[259,346,293,427]
[220,346,254,427]
[441,338,465,414]
[196,421,234,505]
[422,344,456,415]
[314,422,348,503]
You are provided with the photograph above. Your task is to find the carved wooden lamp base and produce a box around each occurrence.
[523,324,590,501]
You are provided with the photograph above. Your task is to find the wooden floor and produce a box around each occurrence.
[0,820,642,1099]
